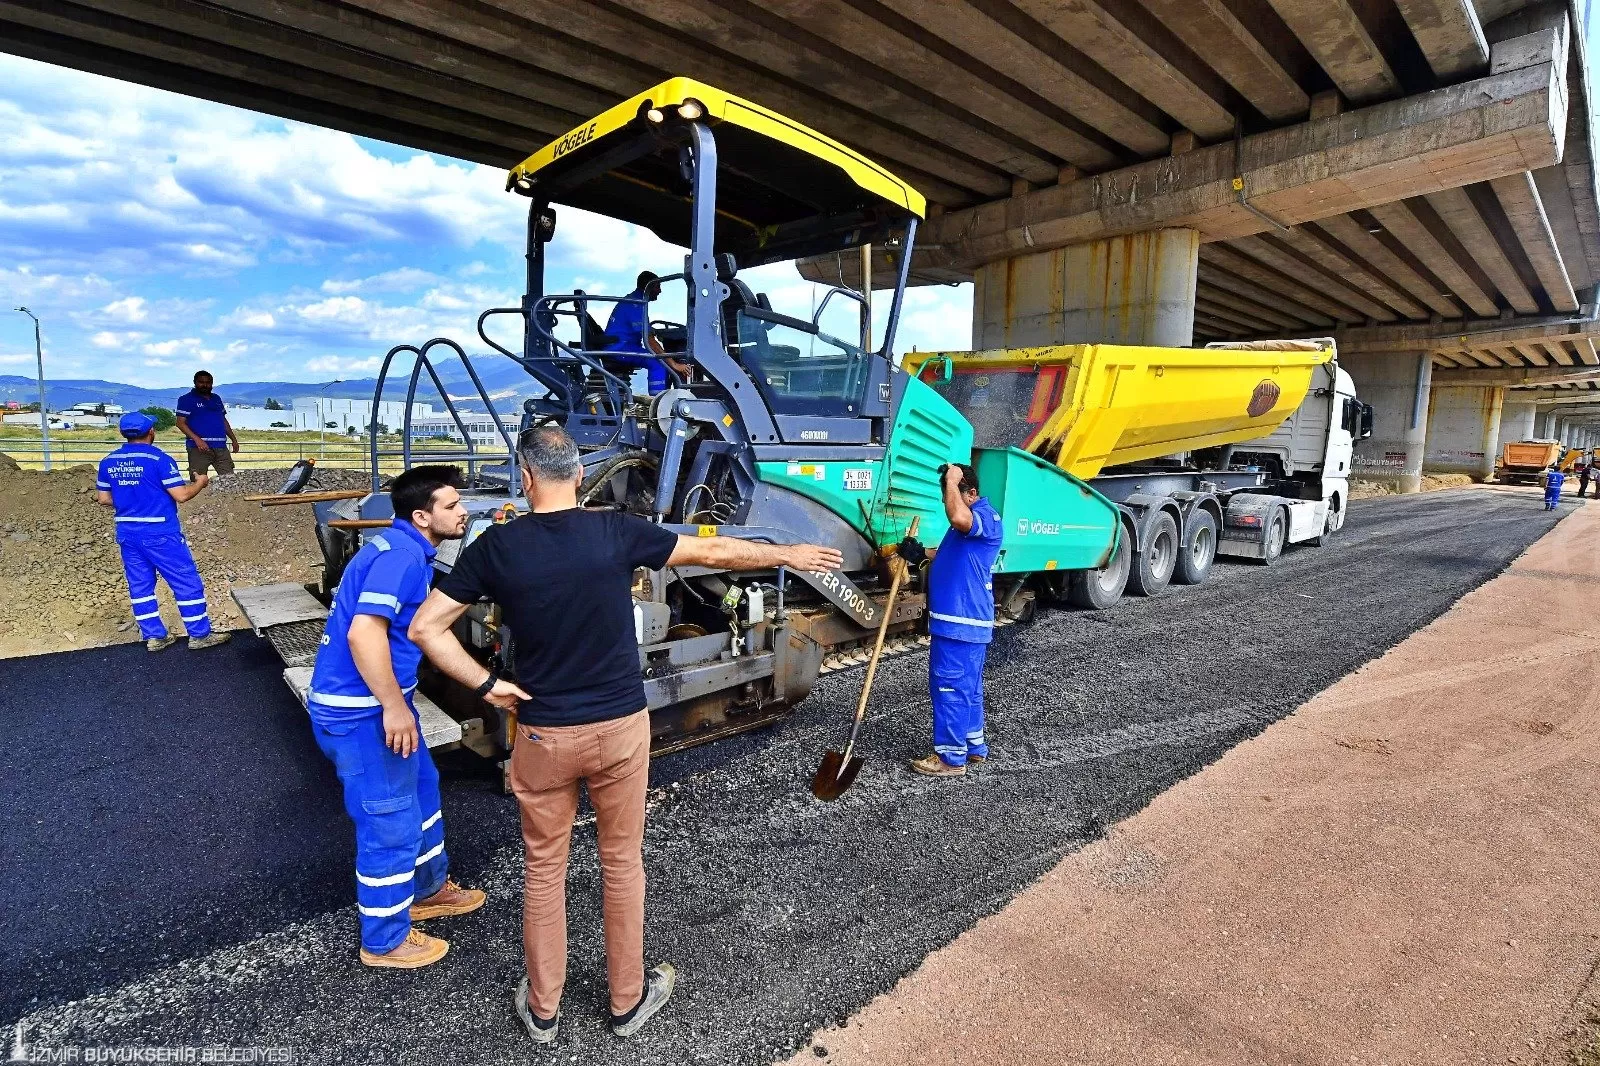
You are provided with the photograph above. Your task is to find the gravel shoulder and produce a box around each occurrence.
[3,485,1570,1064]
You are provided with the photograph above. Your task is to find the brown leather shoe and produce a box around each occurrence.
[410,879,486,921]
[359,928,448,969]
[910,754,966,778]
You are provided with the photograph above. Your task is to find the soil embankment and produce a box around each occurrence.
[0,463,366,657]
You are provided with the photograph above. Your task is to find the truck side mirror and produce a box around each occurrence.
[1358,403,1374,441]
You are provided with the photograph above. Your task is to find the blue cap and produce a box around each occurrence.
[118,412,157,437]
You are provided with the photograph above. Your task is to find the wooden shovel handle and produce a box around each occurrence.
[839,515,920,763]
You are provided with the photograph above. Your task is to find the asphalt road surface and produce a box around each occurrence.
[3,487,1569,1064]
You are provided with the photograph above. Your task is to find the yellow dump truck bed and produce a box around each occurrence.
[908,340,1334,480]
[1502,440,1562,471]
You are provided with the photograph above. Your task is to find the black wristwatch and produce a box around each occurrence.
[473,672,498,700]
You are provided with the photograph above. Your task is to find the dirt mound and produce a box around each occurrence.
[0,465,322,659]
[208,465,376,495]
[1350,473,1476,499]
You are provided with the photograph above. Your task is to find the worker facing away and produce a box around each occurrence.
[410,426,843,1045]
[175,370,240,480]
[902,462,1005,778]
[1580,458,1594,500]
[601,270,690,393]
[1544,465,1566,510]
[95,411,232,653]
[306,465,498,969]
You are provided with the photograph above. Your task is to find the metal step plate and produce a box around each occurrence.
[267,620,326,669]
[232,582,328,635]
[282,666,465,749]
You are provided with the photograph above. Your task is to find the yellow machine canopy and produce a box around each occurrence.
[507,77,925,267]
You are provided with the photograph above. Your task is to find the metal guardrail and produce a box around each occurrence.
[0,437,468,474]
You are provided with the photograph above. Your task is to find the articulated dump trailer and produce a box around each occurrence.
[233,77,1369,773]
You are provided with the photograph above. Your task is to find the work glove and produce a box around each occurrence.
[896,535,926,566]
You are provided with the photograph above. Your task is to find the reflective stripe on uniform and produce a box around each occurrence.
[420,810,442,831]
[131,595,158,605]
[370,536,390,551]
[176,598,206,607]
[358,592,400,610]
[114,516,166,523]
[309,683,417,707]
[134,611,161,621]
[357,895,414,918]
[180,612,208,623]
[356,869,414,888]
[161,477,185,487]
[415,842,444,867]
[927,611,995,629]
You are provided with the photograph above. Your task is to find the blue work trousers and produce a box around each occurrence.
[118,534,210,640]
[311,707,448,954]
[931,635,989,767]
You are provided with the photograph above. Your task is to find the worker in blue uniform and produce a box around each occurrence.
[95,412,232,652]
[902,462,1005,778]
[307,465,517,969]
[601,271,689,393]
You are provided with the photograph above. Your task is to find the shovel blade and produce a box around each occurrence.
[811,749,864,801]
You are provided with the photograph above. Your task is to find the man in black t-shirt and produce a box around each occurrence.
[410,425,841,1044]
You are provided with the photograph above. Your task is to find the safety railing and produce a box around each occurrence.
[367,337,520,497]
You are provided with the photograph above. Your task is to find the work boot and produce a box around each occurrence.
[359,928,448,970]
[187,632,232,651]
[966,752,988,766]
[410,879,486,921]
[514,976,560,1045]
[611,963,676,1038]
[909,754,966,778]
[145,635,179,653]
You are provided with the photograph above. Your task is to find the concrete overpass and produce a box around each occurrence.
[5,0,1600,488]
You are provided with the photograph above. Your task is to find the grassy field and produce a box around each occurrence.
[0,424,488,473]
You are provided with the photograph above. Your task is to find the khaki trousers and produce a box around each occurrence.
[509,708,650,1018]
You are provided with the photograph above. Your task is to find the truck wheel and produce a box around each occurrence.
[1066,530,1131,609]
[1173,509,1218,585]
[1127,512,1179,597]
[1258,506,1289,564]
[1309,506,1339,547]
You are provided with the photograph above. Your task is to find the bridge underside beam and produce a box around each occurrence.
[807,37,1567,285]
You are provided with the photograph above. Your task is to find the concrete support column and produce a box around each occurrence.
[1497,400,1538,451]
[1426,385,1504,480]
[971,229,1198,348]
[1538,410,1558,437]
[1344,352,1432,493]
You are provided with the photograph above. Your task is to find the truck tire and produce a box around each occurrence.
[1067,529,1131,610]
[1258,506,1289,564]
[1309,505,1339,547]
[1127,511,1179,597]
[1173,509,1218,585]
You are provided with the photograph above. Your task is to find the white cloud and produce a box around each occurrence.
[320,267,440,295]
[99,296,147,322]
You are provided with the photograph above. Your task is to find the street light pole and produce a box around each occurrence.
[14,307,49,471]
[316,379,344,461]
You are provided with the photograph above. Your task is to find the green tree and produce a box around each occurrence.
[139,405,177,430]
[264,397,283,410]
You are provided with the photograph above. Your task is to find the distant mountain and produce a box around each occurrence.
[0,353,538,414]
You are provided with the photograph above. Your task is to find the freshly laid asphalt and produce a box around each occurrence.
[3,487,1570,1064]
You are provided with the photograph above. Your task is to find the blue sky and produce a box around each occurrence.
[0,54,972,389]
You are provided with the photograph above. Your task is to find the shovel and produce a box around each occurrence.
[812,516,919,801]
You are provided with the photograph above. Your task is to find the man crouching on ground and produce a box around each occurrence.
[307,464,509,968]
[410,426,843,1044]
